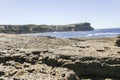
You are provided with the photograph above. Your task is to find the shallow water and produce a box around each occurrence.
[26,28,120,38]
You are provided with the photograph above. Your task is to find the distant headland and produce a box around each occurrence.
[0,22,94,34]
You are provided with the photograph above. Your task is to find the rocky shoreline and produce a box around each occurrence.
[0,34,120,80]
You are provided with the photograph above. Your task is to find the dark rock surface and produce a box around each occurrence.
[115,39,120,47]
[117,34,120,38]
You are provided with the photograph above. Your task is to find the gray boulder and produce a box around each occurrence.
[117,34,120,38]
[115,39,120,47]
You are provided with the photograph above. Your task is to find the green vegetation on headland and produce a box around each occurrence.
[0,22,94,34]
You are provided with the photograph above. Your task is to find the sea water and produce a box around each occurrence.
[26,28,120,38]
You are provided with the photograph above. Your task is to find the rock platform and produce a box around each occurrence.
[0,34,120,80]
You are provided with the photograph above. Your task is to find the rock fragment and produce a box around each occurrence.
[115,39,120,47]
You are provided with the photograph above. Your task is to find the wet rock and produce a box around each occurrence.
[0,71,5,76]
[9,71,17,76]
[27,69,35,73]
[96,49,105,52]
[105,58,120,64]
[0,56,5,63]
[0,78,4,80]
[32,55,40,60]
[117,34,120,38]
[32,51,41,55]
[76,46,86,48]
[117,51,120,54]
[0,51,6,55]
[46,36,56,39]
[61,73,65,77]
[115,39,120,47]
[59,55,71,60]
[25,52,31,56]
[80,57,96,61]
[23,62,30,68]
[62,57,120,79]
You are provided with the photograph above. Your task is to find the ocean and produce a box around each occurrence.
[26,28,120,38]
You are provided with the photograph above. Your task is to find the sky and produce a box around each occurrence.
[0,0,120,29]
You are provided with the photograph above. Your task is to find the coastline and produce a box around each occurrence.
[0,34,120,80]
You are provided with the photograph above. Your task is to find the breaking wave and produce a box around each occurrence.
[26,28,120,38]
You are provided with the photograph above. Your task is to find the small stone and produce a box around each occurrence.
[51,73,56,76]
[23,63,30,68]
[32,55,39,60]
[27,69,35,73]
[19,51,25,53]
[61,73,65,77]
[96,49,105,52]
[25,53,31,56]
[32,51,41,55]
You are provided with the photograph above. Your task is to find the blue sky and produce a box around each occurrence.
[0,0,120,29]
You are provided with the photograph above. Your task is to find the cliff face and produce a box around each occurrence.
[74,23,94,31]
[0,22,94,34]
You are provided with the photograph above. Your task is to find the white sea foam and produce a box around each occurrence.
[86,32,120,37]
[26,28,120,38]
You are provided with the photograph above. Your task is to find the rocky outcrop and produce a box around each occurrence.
[117,34,120,38]
[1,48,120,80]
[0,34,120,80]
[115,39,120,47]
[0,22,94,34]
[0,49,79,80]
[116,34,120,47]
